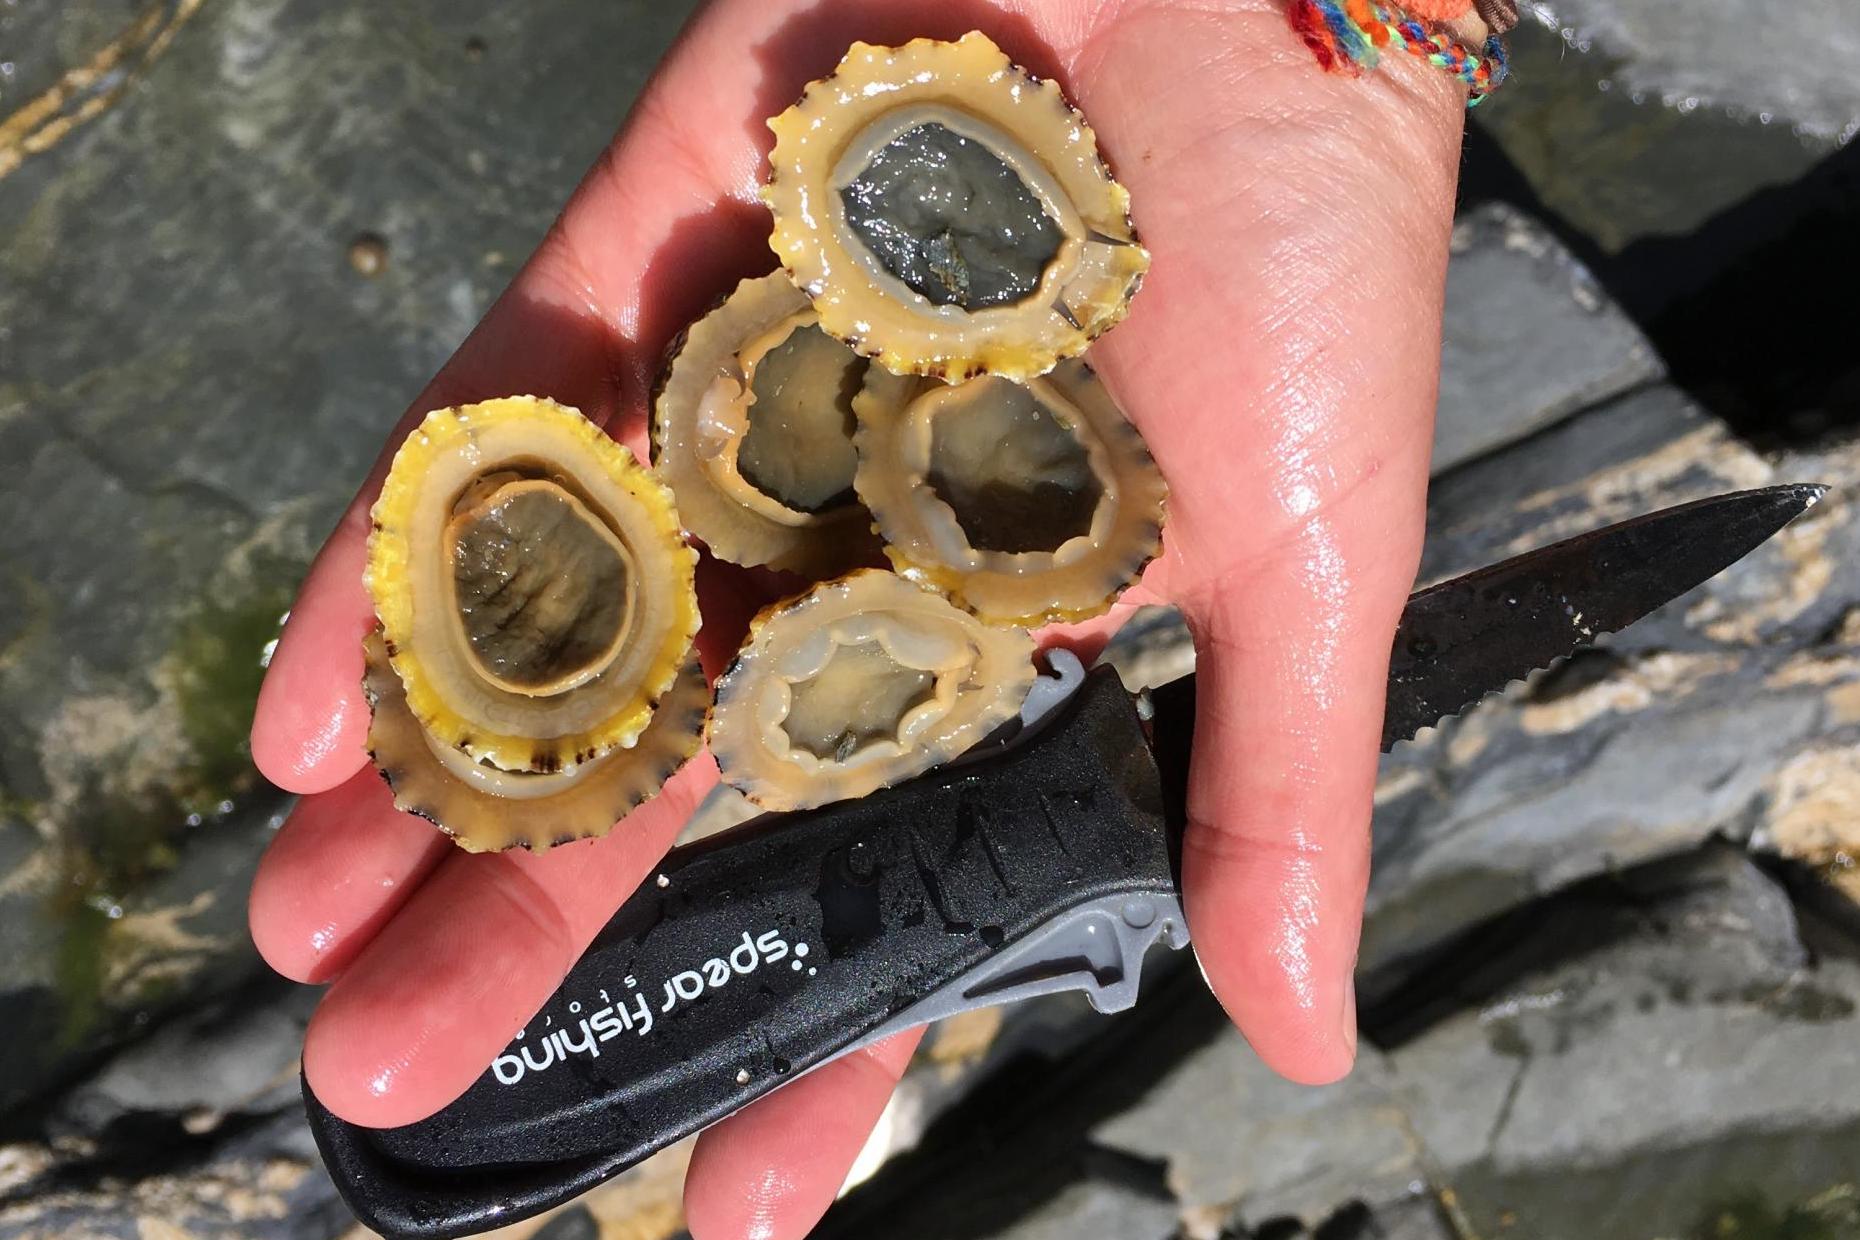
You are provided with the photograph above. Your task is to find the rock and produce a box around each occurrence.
[53,982,317,1139]
[1352,1198,1456,1240]
[1471,22,1838,256]
[1094,604,1197,692]
[0,1107,345,1240]
[1390,846,1860,1240]
[1091,1038,1421,1225]
[1432,205,1662,475]
[1532,1,1860,146]
[1362,384,1860,992]
[1758,744,1860,909]
[0,0,697,1109]
[1228,1199,1454,1240]
[984,1173,1179,1240]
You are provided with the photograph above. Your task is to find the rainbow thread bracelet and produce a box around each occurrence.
[1290,0,1510,106]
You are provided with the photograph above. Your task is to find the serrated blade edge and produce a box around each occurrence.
[1382,484,1827,750]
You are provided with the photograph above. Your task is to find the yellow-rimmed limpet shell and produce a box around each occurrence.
[365,395,699,774]
[707,569,1035,812]
[652,272,881,577]
[853,359,1165,626]
[362,630,706,852]
[764,32,1149,383]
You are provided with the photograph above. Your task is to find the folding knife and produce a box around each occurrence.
[307,484,1823,1239]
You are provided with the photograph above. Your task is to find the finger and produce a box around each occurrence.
[248,262,673,794]
[250,520,374,794]
[302,757,716,1127]
[1072,20,1465,1083]
[247,767,451,983]
[1036,575,1169,669]
[1179,503,1426,1083]
[255,557,755,989]
[684,1030,924,1240]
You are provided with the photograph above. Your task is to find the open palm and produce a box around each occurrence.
[247,1,1464,1234]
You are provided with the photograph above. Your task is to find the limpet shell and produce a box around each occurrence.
[363,630,705,852]
[708,569,1035,812]
[652,273,881,577]
[853,359,1166,626]
[765,32,1148,383]
[365,396,699,774]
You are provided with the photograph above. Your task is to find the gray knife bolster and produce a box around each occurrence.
[844,888,1190,1057]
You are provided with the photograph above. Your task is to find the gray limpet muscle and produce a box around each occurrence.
[736,323,864,514]
[781,640,938,762]
[650,272,882,578]
[706,569,1037,813]
[764,34,1150,381]
[449,482,632,691]
[925,380,1103,554]
[853,359,1167,626]
[839,122,1064,310]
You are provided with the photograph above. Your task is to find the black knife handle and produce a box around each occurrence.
[307,667,1176,1239]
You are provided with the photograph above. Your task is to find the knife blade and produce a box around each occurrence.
[1382,484,1828,749]
[307,483,1823,1239]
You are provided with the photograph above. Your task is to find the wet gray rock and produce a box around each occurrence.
[988,1174,1180,1240]
[1391,846,1860,1240]
[1363,381,1860,990]
[1471,22,1838,254]
[0,979,343,1240]
[1230,1199,1453,1240]
[1533,1,1860,145]
[53,984,317,1139]
[0,1106,347,1240]
[1432,204,1662,474]
[1091,1040,1421,1225]
[0,0,696,1109]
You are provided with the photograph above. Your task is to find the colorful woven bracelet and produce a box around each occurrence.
[1290,0,1511,106]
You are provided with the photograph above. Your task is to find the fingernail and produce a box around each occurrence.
[1340,979,1359,1060]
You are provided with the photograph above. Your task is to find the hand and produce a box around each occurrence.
[247,1,1462,1234]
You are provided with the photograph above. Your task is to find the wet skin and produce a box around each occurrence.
[246,2,1462,1237]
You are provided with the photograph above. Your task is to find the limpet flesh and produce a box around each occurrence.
[853,359,1165,626]
[652,273,881,577]
[365,395,700,776]
[708,570,1036,812]
[765,32,1148,382]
